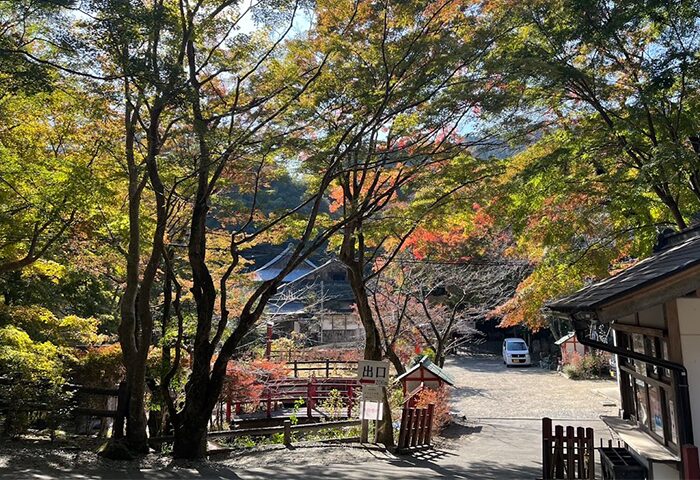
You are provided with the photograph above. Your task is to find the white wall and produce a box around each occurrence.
[651,461,680,480]
[676,297,700,450]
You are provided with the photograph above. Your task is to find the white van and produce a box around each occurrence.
[502,338,531,367]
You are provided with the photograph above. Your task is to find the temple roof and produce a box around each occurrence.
[250,244,318,282]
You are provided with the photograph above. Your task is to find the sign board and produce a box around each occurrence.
[357,360,390,387]
[359,400,384,421]
[362,384,384,403]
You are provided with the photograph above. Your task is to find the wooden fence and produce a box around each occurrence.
[542,417,595,480]
[150,418,362,450]
[397,404,434,453]
[287,360,357,378]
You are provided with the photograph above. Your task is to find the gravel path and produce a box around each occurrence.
[444,353,620,421]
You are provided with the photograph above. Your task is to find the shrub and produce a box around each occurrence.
[414,386,451,433]
[0,304,107,436]
[0,304,104,347]
[0,326,67,435]
[562,352,608,379]
[222,359,289,412]
[320,389,344,420]
[72,344,124,387]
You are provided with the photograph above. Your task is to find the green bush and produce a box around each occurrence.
[0,304,106,436]
[0,326,67,435]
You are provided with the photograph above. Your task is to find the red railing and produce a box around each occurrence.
[225,377,361,421]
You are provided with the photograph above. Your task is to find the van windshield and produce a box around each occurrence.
[507,341,527,352]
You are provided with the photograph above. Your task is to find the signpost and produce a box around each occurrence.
[357,360,390,386]
[357,360,390,442]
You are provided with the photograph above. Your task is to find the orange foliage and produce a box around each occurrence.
[414,385,452,432]
[222,359,289,407]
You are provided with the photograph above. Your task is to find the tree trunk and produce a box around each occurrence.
[435,339,445,368]
[124,361,148,452]
[386,347,406,376]
[340,239,394,447]
[172,411,208,459]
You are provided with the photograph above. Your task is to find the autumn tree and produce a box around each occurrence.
[279,0,504,445]
[476,0,700,329]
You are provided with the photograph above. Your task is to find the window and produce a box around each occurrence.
[614,324,678,450]
[507,341,527,352]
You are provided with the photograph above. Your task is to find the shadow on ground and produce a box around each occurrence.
[440,422,483,440]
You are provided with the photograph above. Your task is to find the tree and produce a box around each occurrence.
[483,0,700,228]
[0,0,75,94]
[0,87,113,274]
[283,0,502,445]
[473,0,700,329]
[371,257,526,368]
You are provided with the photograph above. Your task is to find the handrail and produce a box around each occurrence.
[149,418,361,444]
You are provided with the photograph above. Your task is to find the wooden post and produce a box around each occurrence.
[682,444,700,480]
[542,417,552,480]
[410,408,420,448]
[419,407,428,446]
[294,361,298,378]
[347,385,353,418]
[585,428,594,479]
[554,425,564,479]
[360,419,369,443]
[226,400,232,423]
[565,426,574,479]
[425,404,434,446]
[398,405,409,450]
[283,419,292,446]
[576,426,585,479]
[266,389,272,418]
[306,379,312,419]
[326,360,330,378]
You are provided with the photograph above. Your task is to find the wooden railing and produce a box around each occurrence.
[287,360,358,378]
[542,417,594,480]
[150,418,362,450]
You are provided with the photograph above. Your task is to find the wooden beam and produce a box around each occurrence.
[665,300,683,364]
[611,323,666,337]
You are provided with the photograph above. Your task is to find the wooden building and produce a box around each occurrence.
[250,245,363,345]
[548,227,700,479]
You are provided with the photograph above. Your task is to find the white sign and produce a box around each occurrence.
[362,384,384,403]
[357,360,390,387]
[359,400,384,420]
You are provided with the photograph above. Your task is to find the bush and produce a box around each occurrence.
[414,386,451,433]
[0,304,106,436]
[0,326,67,435]
[562,352,608,379]
[222,359,289,412]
